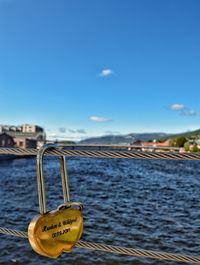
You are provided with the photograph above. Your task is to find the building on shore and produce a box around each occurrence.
[14,137,37,149]
[0,133,15,147]
[129,139,174,152]
[0,124,46,148]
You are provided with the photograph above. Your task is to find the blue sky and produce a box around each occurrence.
[0,0,200,141]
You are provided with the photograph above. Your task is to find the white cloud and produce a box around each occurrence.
[68,129,87,134]
[181,109,197,116]
[169,104,185,111]
[48,133,86,142]
[47,127,87,142]
[105,130,120,135]
[59,127,66,133]
[99,69,113,77]
[77,129,87,134]
[90,116,112,122]
[68,129,76,133]
[169,103,197,117]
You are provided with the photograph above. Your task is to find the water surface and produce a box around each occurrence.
[0,157,200,264]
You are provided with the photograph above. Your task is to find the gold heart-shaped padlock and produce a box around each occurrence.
[28,203,83,258]
[28,144,83,258]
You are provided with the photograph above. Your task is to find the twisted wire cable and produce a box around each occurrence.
[0,227,200,264]
[0,147,200,160]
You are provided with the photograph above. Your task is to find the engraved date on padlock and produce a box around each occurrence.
[28,203,83,258]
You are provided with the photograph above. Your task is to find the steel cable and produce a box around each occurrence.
[0,147,200,160]
[0,227,200,263]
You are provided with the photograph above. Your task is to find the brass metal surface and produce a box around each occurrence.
[28,144,84,258]
[28,205,83,258]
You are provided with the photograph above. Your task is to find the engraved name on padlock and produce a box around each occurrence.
[28,144,83,258]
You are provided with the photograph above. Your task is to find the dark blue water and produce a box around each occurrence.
[0,157,200,265]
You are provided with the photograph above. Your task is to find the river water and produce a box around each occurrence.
[0,156,200,265]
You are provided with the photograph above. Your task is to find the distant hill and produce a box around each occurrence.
[158,128,200,141]
[171,129,200,139]
[79,128,200,145]
[79,132,169,145]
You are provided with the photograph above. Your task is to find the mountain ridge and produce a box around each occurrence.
[79,129,200,144]
[79,132,169,144]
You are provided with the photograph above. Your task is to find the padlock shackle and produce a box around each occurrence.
[36,144,70,214]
